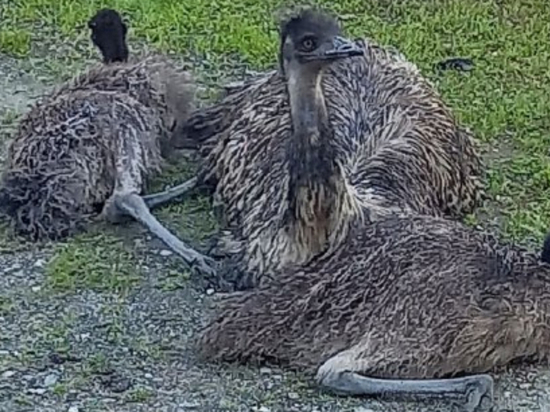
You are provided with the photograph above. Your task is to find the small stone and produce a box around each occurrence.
[288,392,299,400]
[258,407,271,412]
[144,373,153,379]
[49,353,64,365]
[2,370,16,378]
[206,288,215,295]
[159,250,173,257]
[259,367,272,375]
[28,388,46,395]
[110,377,131,393]
[68,406,79,412]
[44,373,59,387]
[179,401,200,408]
[34,259,45,268]
[31,286,41,292]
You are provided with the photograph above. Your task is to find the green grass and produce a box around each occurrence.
[2,0,550,244]
[0,28,31,57]
[45,233,142,294]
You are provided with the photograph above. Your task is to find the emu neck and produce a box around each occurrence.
[287,65,334,186]
[286,64,342,254]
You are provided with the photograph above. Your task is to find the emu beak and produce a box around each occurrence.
[325,36,364,59]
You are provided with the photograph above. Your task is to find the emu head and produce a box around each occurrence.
[278,9,363,77]
[88,8,129,64]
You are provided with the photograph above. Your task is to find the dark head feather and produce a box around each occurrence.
[88,8,129,64]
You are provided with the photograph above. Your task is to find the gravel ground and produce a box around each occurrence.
[1,49,550,412]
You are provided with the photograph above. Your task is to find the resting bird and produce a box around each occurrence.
[0,8,215,275]
[199,214,550,412]
[152,9,484,289]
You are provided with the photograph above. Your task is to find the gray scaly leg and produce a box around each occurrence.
[316,356,493,412]
[142,177,199,209]
[113,192,217,278]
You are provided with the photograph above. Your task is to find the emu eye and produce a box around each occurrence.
[301,37,316,52]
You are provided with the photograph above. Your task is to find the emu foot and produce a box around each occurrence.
[463,375,494,412]
[205,236,228,259]
[197,256,256,293]
[221,260,255,291]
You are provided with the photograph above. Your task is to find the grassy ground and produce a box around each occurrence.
[1,0,550,411]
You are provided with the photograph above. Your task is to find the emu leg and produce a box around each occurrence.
[316,356,493,412]
[142,177,199,210]
[113,192,217,277]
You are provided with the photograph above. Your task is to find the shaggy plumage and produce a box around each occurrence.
[169,9,485,288]
[1,90,162,239]
[0,9,192,240]
[0,8,214,274]
[198,214,550,411]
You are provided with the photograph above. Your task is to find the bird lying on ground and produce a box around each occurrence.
[199,214,550,412]
[149,8,485,290]
[0,8,215,275]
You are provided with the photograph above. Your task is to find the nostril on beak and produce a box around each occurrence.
[331,36,358,52]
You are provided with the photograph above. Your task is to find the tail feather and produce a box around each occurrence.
[0,167,90,241]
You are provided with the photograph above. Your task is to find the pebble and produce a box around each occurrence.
[31,286,41,292]
[68,407,79,412]
[110,377,131,393]
[287,392,299,400]
[2,370,16,378]
[179,401,200,408]
[49,353,64,365]
[44,373,59,387]
[259,367,272,375]
[28,388,46,395]
[205,288,215,296]
[145,373,153,379]
[258,407,271,412]
[159,250,173,257]
[34,259,45,268]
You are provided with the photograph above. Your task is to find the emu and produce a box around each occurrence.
[0,8,215,275]
[199,214,550,412]
[152,9,485,289]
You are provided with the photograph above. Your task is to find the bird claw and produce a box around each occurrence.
[464,376,494,412]
[191,255,219,278]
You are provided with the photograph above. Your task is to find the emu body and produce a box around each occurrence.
[0,9,214,275]
[164,10,484,289]
[199,215,550,411]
